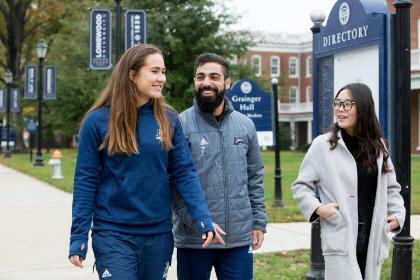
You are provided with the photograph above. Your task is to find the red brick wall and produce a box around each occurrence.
[246,50,313,103]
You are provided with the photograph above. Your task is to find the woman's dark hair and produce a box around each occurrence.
[328,83,390,173]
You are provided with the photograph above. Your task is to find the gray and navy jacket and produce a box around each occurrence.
[172,97,267,249]
[69,100,214,259]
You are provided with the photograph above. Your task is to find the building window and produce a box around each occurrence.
[306,56,312,78]
[289,86,299,103]
[271,56,280,77]
[252,55,262,76]
[306,86,312,102]
[289,57,298,78]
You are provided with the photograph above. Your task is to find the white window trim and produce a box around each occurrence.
[306,86,312,102]
[306,56,312,78]
[289,86,299,103]
[418,19,420,49]
[270,56,280,77]
[289,57,299,78]
[252,55,262,77]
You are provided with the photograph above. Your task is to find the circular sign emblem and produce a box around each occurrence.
[339,2,350,26]
[240,81,252,94]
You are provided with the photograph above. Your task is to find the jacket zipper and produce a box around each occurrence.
[216,120,228,248]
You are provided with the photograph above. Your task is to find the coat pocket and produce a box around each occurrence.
[320,210,348,255]
[377,220,391,264]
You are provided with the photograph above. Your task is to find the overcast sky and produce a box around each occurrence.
[223,0,337,34]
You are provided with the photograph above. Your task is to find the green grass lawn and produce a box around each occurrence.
[0,149,419,222]
[253,240,420,280]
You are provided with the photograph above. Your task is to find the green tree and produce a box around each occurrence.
[126,0,253,111]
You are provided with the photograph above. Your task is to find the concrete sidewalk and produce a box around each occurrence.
[0,163,418,280]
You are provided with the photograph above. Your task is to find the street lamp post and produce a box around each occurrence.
[391,1,414,279]
[306,10,327,280]
[115,0,123,61]
[34,39,48,166]
[4,69,13,158]
[271,77,284,207]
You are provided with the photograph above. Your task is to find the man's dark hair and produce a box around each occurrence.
[194,53,230,78]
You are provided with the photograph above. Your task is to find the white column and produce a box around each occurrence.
[307,121,312,143]
[290,120,296,150]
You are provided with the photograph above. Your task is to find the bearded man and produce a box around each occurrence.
[171,53,267,280]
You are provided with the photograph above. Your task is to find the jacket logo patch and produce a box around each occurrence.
[156,129,161,140]
[234,136,246,145]
[200,137,208,154]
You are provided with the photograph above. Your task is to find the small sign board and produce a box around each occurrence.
[26,119,37,134]
[226,80,273,146]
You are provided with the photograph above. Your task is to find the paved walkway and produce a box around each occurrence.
[0,164,418,280]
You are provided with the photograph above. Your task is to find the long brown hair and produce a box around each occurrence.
[81,44,173,155]
[328,83,390,173]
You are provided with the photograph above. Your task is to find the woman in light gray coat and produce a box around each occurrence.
[292,83,405,280]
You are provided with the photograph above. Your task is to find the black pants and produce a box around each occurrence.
[356,222,371,279]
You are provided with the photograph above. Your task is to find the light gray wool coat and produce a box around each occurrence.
[292,131,405,280]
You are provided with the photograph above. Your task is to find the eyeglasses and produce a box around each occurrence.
[332,100,355,111]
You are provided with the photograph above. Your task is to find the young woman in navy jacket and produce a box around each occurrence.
[69,44,223,279]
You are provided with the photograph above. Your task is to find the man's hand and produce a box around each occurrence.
[387,215,400,231]
[315,203,339,219]
[69,255,84,268]
[251,230,264,250]
[202,223,226,248]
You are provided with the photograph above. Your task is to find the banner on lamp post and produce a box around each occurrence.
[43,66,57,100]
[125,10,147,50]
[89,8,112,70]
[24,65,38,99]
[10,88,20,113]
[0,89,5,112]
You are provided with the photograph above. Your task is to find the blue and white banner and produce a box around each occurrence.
[125,10,147,50]
[89,8,112,70]
[10,88,20,113]
[0,89,5,112]
[24,65,37,99]
[43,66,57,100]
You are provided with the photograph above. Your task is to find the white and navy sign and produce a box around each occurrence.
[89,9,112,70]
[10,88,20,113]
[0,89,5,112]
[125,10,147,50]
[312,0,388,137]
[24,65,38,99]
[226,80,273,146]
[43,66,57,100]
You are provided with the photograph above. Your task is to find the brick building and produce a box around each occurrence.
[247,32,313,149]
[246,1,420,153]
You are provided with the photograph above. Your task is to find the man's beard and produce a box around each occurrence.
[195,85,226,113]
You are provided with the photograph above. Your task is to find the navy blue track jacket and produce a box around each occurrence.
[69,100,213,258]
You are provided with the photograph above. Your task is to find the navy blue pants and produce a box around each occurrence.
[92,231,173,280]
[177,246,253,280]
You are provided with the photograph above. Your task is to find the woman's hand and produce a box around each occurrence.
[387,215,400,231]
[69,255,84,268]
[315,203,339,219]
